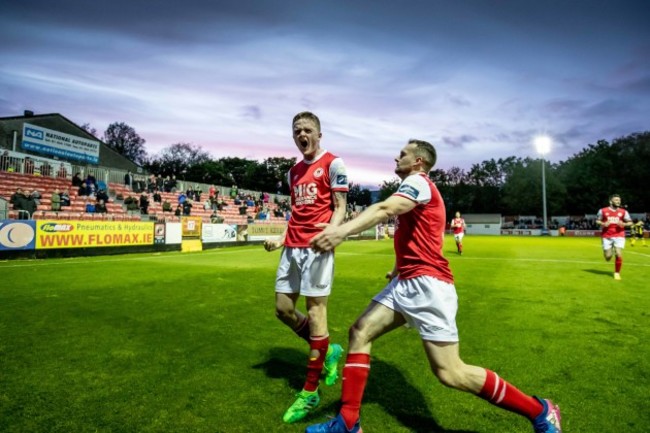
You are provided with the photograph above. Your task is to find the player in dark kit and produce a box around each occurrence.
[306,139,561,433]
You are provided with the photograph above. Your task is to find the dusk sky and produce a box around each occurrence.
[2,0,648,186]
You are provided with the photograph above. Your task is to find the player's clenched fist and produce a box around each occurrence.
[264,239,283,252]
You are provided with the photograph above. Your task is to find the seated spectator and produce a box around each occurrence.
[78,183,88,197]
[60,189,71,207]
[210,210,224,224]
[30,190,42,206]
[246,197,255,207]
[239,204,248,215]
[124,196,139,213]
[10,188,31,219]
[256,208,269,221]
[85,198,95,213]
[217,199,228,211]
[273,208,284,218]
[178,192,187,205]
[203,199,211,210]
[51,188,61,211]
[162,199,172,212]
[139,192,150,215]
[96,188,109,203]
[233,197,242,205]
[95,199,107,214]
[246,214,254,224]
[153,189,162,203]
[72,172,83,187]
[174,204,182,217]
[182,199,192,216]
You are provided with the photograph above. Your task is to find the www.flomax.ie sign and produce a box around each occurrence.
[22,123,100,164]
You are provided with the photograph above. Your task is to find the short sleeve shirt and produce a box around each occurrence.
[596,206,631,238]
[285,150,348,247]
[393,173,453,283]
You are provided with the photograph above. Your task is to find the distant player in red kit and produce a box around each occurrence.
[595,194,632,280]
[450,211,466,254]
[264,112,348,423]
[306,139,561,433]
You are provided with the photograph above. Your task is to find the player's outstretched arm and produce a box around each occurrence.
[311,195,416,253]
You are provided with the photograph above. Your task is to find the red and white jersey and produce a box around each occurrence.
[285,150,348,247]
[596,206,631,238]
[451,218,465,234]
[393,172,454,284]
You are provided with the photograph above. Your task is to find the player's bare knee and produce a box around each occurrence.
[433,366,466,390]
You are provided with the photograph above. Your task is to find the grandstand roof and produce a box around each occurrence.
[0,111,139,172]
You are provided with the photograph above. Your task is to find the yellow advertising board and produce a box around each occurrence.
[35,220,155,249]
[181,216,202,238]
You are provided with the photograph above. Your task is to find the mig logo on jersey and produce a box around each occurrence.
[294,182,317,206]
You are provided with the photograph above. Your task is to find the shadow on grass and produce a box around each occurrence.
[583,268,614,276]
[252,347,479,433]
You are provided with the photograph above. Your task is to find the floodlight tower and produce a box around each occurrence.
[534,135,552,235]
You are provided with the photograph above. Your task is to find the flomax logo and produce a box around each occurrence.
[25,127,44,140]
[40,223,74,233]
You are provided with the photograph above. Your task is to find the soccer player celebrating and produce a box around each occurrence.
[595,194,633,280]
[263,112,348,423]
[307,139,561,433]
[450,211,466,254]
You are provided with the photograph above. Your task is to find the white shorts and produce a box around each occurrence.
[373,275,459,342]
[454,233,464,242]
[275,247,334,297]
[602,237,625,250]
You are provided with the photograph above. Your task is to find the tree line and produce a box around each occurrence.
[86,122,649,215]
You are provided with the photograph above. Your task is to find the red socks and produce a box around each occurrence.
[478,369,543,420]
[303,335,329,392]
[339,353,371,429]
[615,256,622,273]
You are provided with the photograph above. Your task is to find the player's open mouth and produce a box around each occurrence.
[300,140,308,148]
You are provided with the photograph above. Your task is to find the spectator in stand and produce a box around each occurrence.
[11,188,31,219]
[239,202,248,216]
[174,204,182,217]
[147,174,156,193]
[156,174,164,191]
[162,199,172,213]
[193,185,202,202]
[209,184,217,200]
[230,184,238,199]
[78,183,88,197]
[246,196,255,207]
[169,175,178,192]
[51,188,61,211]
[40,161,52,177]
[186,186,194,202]
[72,172,83,187]
[163,175,172,193]
[124,170,133,190]
[178,191,187,205]
[60,189,71,207]
[23,157,35,175]
[182,199,193,216]
[57,163,68,178]
[203,198,211,210]
[96,187,109,203]
[139,192,150,215]
[95,199,107,214]
[85,198,95,213]
[30,189,42,206]
[210,210,224,224]
[153,189,162,203]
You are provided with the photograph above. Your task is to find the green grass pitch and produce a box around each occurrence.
[0,236,648,432]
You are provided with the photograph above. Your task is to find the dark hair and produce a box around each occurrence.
[292,111,321,132]
[408,139,437,171]
[610,194,620,200]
